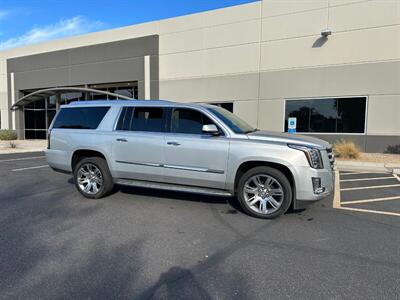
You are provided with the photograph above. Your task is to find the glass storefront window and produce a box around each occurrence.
[285,97,367,134]
[209,102,234,113]
[48,95,57,109]
[22,81,138,139]
[61,92,84,104]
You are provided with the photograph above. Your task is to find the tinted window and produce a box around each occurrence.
[116,107,166,132]
[171,108,215,134]
[210,102,234,112]
[53,107,110,129]
[337,99,366,133]
[25,130,47,139]
[116,107,134,131]
[284,100,311,133]
[285,97,366,133]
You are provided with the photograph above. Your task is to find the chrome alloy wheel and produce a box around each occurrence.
[77,163,103,195]
[243,174,284,215]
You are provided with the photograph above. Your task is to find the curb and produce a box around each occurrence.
[336,160,400,174]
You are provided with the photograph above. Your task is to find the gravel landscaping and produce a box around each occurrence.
[0,140,47,154]
[337,153,400,164]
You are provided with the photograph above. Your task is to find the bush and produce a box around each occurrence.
[385,145,400,154]
[333,139,361,159]
[0,130,18,141]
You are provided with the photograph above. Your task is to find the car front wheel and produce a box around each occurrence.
[237,166,292,219]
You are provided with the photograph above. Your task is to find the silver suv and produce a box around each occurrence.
[46,100,334,219]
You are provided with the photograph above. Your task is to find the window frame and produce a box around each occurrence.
[167,107,225,136]
[283,96,369,135]
[52,106,111,130]
[114,106,168,133]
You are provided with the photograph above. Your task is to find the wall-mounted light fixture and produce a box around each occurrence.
[321,29,333,37]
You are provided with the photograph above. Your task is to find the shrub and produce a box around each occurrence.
[385,145,400,154]
[333,139,361,159]
[9,141,17,149]
[0,130,17,141]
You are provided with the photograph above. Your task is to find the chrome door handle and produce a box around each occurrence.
[116,138,128,142]
[167,141,180,146]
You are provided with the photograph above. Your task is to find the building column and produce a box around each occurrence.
[10,72,16,130]
[144,55,151,100]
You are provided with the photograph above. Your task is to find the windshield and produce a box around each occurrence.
[206,105,256,134]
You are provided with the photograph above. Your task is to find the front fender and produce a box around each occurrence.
[225,141,307,193]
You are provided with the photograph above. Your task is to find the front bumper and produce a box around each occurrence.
[294,166,334,202]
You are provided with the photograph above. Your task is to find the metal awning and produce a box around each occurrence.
[11,87,134,111]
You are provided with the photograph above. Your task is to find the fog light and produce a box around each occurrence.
[312,177,325,195]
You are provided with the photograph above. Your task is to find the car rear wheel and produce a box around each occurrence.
[237,166,292,219]
[73,157,114,199]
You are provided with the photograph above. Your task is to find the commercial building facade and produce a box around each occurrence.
[0,0,399,152]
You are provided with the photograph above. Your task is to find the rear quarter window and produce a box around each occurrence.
[52,107,110,129]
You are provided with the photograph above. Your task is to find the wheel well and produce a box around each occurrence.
[234,161,295,193]
[71,150,106,170]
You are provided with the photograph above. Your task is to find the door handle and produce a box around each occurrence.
[167,141,181,146]
[116,138,128,142]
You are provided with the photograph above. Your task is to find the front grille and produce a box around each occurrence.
[326,147,335,170]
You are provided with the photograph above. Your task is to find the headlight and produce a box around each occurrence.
[288,144,324,169]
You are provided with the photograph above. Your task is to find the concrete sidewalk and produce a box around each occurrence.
[337,160,400,174]
[0,140,47,154]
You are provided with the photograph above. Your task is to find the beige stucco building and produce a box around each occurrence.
[0,0,399,152]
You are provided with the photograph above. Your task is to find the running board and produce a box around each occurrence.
[116,179,233,197]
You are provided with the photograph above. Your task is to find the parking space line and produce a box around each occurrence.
[12,165,49,172]
[338,206,400,217]
[336,170,400,217]
[333,170,341,209]
[341,196,400,205]
[340,176,394,182]
[340,184,400,192]
[0,156,45,163]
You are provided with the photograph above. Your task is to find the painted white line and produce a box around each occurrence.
[340,176,394,182]
[341,184,400,192]
[341,196,400,205]
[333,170,341,209]
[394,174,400,182]
[0,156,45,163]
[338,206,400,217]
[12,165,49,172]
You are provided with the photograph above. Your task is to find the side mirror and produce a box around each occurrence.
[202,124,220,136]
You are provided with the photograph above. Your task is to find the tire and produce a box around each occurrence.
[237,166,292,219]
[73,157,114,199]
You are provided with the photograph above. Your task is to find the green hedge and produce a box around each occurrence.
[0,130,18,141]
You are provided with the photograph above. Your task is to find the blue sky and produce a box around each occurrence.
[0,0,257,50]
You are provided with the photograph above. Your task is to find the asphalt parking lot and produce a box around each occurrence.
[0,152,399,299]
[338,171,400,217]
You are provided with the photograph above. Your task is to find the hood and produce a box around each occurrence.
[247,130,331,149]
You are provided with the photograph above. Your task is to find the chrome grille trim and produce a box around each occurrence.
[326,147,335,170]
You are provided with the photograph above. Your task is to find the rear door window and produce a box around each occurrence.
[116,107,167,132]
[52,107,110,129]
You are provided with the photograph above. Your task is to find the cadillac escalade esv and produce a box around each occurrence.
[45,100,334,219]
